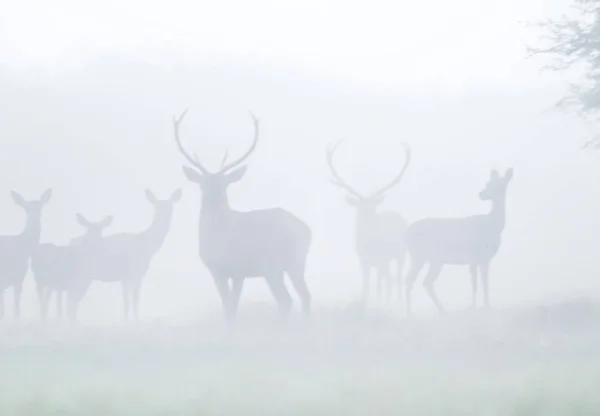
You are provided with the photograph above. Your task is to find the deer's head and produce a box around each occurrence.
[479,168,513,202]
[11,189,52,218]
[145,189,182,214]
[172,109,259,209]
[71,214,113,245]
[326,140,411,215]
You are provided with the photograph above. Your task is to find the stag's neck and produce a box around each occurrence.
[486,196,507,232]
[200,198,234,223]
[138,212,173,254]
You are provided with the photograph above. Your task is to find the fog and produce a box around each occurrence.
[2,0,600,413]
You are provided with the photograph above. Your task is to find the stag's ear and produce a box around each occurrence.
[76,213,92,228]
[170,188,182,203]
[225,166,247,183]
[182,166,203,184]
[100,215,113,228]
[40,188,52,204]
[345,195,361,207]
[11,191,26,207]
[145,189,158,204]
[504,168,514,183]
[370,194,386,208]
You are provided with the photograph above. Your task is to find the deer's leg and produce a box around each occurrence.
[13,282,22,320]
[376,266,384,303]
[36,284,46,321]
[121,281,130,321]
[405,257,425,316]
[480,262,490,309]
[288,268,311,318]
[265,272,292,318]
[361,261,371,305]
[469,263,478,309]
[423,263,445,313]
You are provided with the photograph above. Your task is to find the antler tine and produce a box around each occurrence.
[369,142,411,198]
[219,111,260,174]
[326,139,364,199]
[220,149,229,169]
[172,108,210,175]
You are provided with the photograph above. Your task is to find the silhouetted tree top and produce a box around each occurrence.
[529,0,600,141]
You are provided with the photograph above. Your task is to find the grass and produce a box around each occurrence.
[1,299,599,415]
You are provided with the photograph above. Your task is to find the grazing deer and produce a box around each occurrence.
[0,189,52,319]
[86,189,181,321]
[326,140,411,306]
[172,109,312,324]
[405,168,514,315]
[32,214,113,321]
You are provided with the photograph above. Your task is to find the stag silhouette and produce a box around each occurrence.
[32,214,113,321]
[405,168,514,315]
[0,189,52,319]
[81,189,182,321]
[326,140,411,306]
[172,109,312,324]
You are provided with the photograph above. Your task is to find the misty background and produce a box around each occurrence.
[0,0,598,324]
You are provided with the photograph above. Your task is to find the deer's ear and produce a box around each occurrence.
[76,213,91,228]
[100,215,113,228]
[11,191,26,207]
[225,166,247,183]
[40,188,52,204]
[490,170,500,181]
[170,188,182,203]
[182,166,203,184]
[145,189,158,204]
[504,168,514,183]
[345,195,361,207]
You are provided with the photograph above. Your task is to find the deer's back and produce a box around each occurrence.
[406,216,501,264]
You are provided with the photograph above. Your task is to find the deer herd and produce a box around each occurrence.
[0,109,514,326]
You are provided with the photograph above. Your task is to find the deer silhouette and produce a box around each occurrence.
[32,214,113,321]
[172,109,312,325]
[405,168,514,315]
[80,189,182,321]
[0,189,52,319]
[326,140,411,306]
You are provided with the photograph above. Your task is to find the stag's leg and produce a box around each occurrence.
[405,257,426,316]
[228,277,244,322]
[376,267,384,303]
[13,282,22,320]
[423,263,445,314]
[132,280,142,322]
[382,263,393,306]
[266,272,292,318]
[480,262,491,309]
[288,269,311,317]
[208,269,232,323]
[56,290,64,318]
[396,251,406,311]
[0,289,4,320]
[469,263,478,309]
[361,261,371,305]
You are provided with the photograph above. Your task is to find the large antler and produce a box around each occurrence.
[173,109,211,175]
[326,139,364,200]
[369,142,411,198]
[218,112,260,174]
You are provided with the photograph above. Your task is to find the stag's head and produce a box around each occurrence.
[11,189,52,217]
[326,140,411,215]
[172,109,259,209]
[479,168,513,202]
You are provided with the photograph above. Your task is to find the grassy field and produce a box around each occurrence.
[1,300,599,415]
